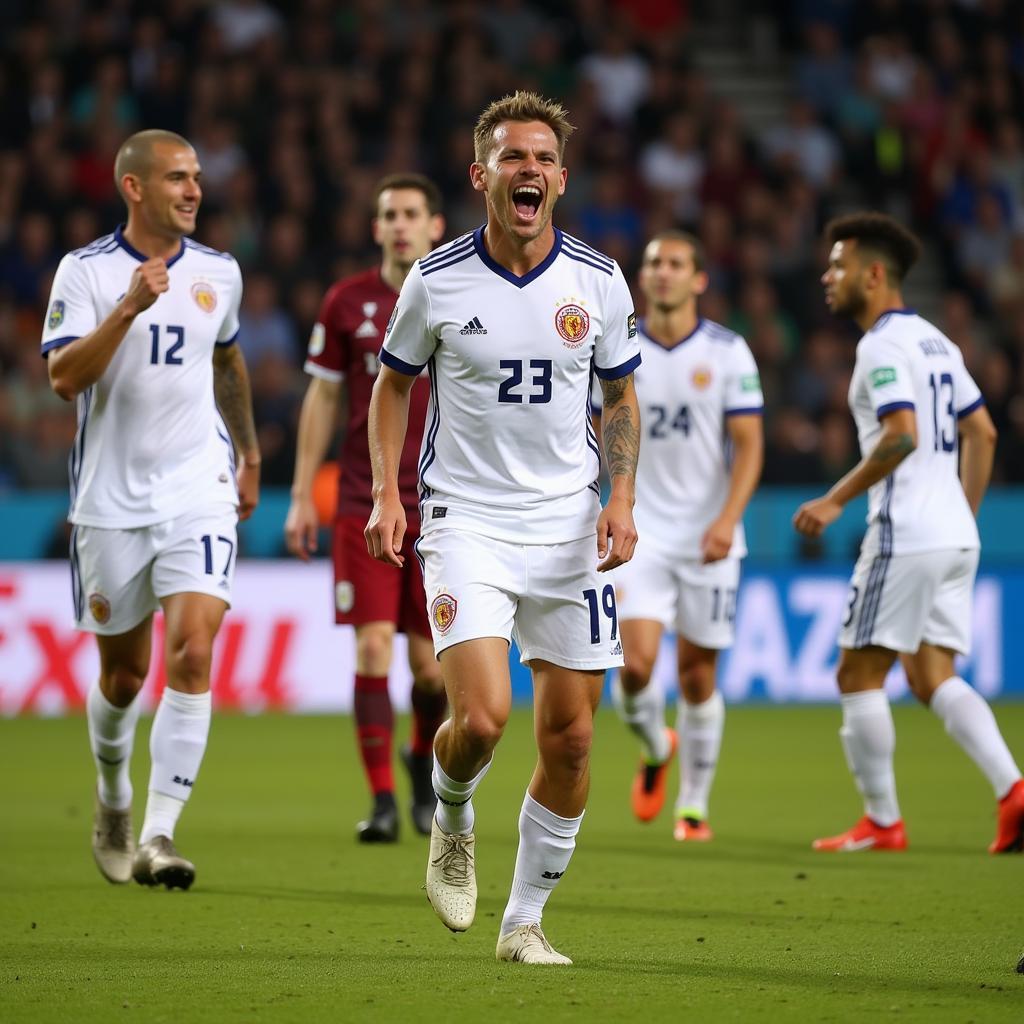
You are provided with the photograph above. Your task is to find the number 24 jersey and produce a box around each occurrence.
[381,227,640,544]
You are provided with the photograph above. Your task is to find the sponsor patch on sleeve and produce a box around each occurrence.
[48,300,65,330]
[384,306,398,339]
[740,373,761,392]
[307,322,326,357]
[870,367,898,388]
[627,311,637,338]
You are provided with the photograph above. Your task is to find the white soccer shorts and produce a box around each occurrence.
[613,546,740,651]
[414,529,625,670]
[839,546,978,655]
[70,503,239,635]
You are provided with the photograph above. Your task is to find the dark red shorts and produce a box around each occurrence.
[331,514,430,637]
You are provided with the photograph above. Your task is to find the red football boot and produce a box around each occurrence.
[989,778,1024,854]
[630,729,678,822]
[812,815,907,852]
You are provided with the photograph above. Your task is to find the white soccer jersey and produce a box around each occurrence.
[381,227,640,544]
[596,319,763,558]
[849,309,982,555]
[40,227,242,528]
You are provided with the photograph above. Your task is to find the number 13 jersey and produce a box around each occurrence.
[40,227,243,528]
[380,227,640,544]
[849,309,983,556]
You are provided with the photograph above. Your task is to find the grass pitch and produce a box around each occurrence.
[2,704,1023,1023]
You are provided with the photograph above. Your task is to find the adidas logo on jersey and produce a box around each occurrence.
[459,316,487,335]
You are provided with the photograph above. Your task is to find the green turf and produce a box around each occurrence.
[2,705,1023,1023]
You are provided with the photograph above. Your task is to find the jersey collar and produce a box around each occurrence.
[870,307,916,331]
[114,224,186,269]
[472,225,563,288]
[640,316,703,351]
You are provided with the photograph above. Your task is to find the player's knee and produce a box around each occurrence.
[679,662,716,703]
[355,632,393,675]
[620,659,655,693]
[102,664,147,704]
[453,706,506,754]
[167,633,213,688]
[540,718,593,777]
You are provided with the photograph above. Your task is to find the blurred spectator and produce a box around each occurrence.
[577,26,650,125]
[238,272,298,365]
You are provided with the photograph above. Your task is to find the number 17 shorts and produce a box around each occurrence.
[414,528,624,671]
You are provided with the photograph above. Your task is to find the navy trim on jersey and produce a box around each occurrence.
[420,235,475,272]
[640,317,704,351]
[380,348,426,376]
[561,249,614,276]
[593,352,641,380]
[77,239,119,260]
[869,308,917,332]
[114,224,186,269]
[185,238,233,260]
[70,525,83,622]
[418,357,441,502]
[876,400,915,419]
[472,225,563,288]
[69,386,93,510]
[957,396,985,419]
[413,534,426,574]
[705,321,738,343]
[73,233,115,256]
[561,233,613,269]
[215,328,240,347]
[41,335,79,355]
[855,477,894,647]
[724,406,764,417]
[420,246,476,277]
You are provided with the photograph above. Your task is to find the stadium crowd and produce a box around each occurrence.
[2,0,1024,494]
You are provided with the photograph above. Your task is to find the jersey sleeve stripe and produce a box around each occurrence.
[561,234,614,268]
[41,335,79,355]
[956,396,985,419]
[561,251,614,276]
[876,400,915,419]
[380,348,426,376]
[215,329,239,347]
[724,405,764,416]
[593,353,641,380]
[419,238,474,271]
[304,360,344,383]
[421,249,477,277]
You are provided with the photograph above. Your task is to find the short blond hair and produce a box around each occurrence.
[473,91,575,163]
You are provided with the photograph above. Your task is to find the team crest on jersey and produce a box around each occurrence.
[48,300,65,330]
[335,581,354,613]
[555,302,590,348]
[692,365,713,390]
[191,281,217,313]
[431,593,458,635]
[384,307,398,339]
[308,322,326,356]
[88,592,111,625]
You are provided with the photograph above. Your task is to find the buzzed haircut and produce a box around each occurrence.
[373,173,443,216]
[114,129,193,198]
[825,212,922,284]
[648,229,706,273]
[473,91,575,163]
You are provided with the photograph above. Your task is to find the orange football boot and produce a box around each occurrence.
[673,815,713,842]
[630,729,678,822]
[989,778,1024,854]
[812,815,907,852]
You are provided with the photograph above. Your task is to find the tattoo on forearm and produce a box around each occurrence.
[214,348,259,454]
[871,433,915,464]
[600,374,639,481]
[601,375,627,408]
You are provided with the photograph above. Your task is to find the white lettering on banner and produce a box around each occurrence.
[720,579,792,701]
[789,579,848,700]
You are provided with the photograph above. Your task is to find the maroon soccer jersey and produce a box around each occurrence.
[304,268,429,519]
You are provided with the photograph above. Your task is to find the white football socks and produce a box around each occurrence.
[839,690,902,827]
[930,676,1022,799]
[500,792,582,935]
[432,755,491,835]
[139,688,211,844]
[612,673,671,764]
[676,690,725,820]
[87,680,142,811]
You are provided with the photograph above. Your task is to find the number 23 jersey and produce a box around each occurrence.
[380,227,640,544]
[849,309,982,555]
[40,227,242,528]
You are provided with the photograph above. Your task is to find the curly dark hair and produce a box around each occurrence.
[825,212,922,283]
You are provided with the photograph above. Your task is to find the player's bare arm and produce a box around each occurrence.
[285,376,343,561]
[958,404,997,517]
[597,372,640,571]
[365,365,415,567]
[48,258,169,401]
[212,342,261,521]
[793,407,917,538]
[704,413,764,563]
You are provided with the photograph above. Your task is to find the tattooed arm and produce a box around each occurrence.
[213,342,261,521]
[596,372,641,571]
[793,407,916,538]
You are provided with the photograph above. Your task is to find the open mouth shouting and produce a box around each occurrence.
[512,183,543,224]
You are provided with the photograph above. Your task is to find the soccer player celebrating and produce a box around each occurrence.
[794,212,1024,854]
[41,129,261,889]
[601,232,763,841]
[365,92,641,964]
[285,174,447,843]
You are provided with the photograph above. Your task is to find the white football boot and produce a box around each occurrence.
[495,923,572,965]
[425,817,476,931]
[91,789,134,884]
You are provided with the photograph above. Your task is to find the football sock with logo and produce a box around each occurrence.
[612,673,671,764]
[839,690,901,827]
[930,676,1022,798]
[354,674,394,795]
[500,793,582,934]
[432,755,491,835]
[87,680,142,811]
[140,688,211,843]
[410,683,448,757]
[676,690,725,820]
